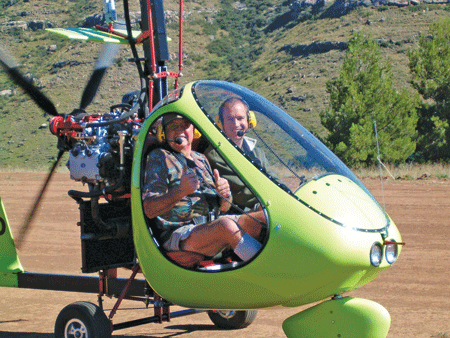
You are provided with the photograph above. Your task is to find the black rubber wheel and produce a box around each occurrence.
[54,301,111,338]
[207,310,258,329]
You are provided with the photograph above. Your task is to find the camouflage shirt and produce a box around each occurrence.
[142,148,218,232]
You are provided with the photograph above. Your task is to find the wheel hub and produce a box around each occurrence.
[215,310,236,319]
[65,319,88,338]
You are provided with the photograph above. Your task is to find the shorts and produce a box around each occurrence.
[163,224,197,252]
[162,214,241,252]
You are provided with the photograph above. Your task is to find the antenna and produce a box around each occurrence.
[373,121,386,210]
[373,121,395,211]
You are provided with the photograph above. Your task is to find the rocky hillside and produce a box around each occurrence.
[1,0,449,169]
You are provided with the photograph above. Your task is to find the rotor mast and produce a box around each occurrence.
[139,0,169,107]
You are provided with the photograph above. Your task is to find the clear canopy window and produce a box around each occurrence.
[191,80,367,195]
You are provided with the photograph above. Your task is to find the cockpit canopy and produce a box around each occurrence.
[151,81,363,193]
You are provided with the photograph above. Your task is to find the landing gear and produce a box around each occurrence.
[208,310,258,329]
[54,301,111,338]
[51,268,258,336]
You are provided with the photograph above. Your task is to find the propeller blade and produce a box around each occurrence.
[15,149,65,250]
[79,43,120,110]
[0,45,59,117]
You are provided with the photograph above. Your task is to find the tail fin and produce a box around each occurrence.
[0,197,24,287]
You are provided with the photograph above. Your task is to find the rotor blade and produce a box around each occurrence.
[15,150,65,250]
[0,45,59,117]
[79,43,120,110]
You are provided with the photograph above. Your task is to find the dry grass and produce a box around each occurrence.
[2,163,449,182]
[431,333,450,338]
[353,163,450,181]
[0,166,69,173]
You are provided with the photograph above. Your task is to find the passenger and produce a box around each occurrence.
[205,97,276,211]
[142,113,264,263]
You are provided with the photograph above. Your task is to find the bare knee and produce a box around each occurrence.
[218,217,240,231]
[215,218,242,244]
[237,212,264,239]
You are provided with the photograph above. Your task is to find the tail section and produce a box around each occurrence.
[0,197,24,287]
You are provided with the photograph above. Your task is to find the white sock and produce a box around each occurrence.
[234,232,262,261]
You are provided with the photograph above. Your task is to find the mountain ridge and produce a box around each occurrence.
[1,0,448,169]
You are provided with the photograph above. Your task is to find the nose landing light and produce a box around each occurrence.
[370,242,383,267]
[370,241,405,267]
[384,240,404,265]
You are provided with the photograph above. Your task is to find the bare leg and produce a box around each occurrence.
[181,217,242,257]
[237,210,266,239]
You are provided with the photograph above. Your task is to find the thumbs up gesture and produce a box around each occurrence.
[214,169,231,199]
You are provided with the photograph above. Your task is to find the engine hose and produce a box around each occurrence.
[68,167,125,199]
[82,105,139,128]
[91,196,110,229]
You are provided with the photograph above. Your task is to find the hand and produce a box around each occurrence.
[179,168,200,196]
[214,169,231,199]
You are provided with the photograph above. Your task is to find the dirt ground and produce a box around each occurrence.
[0,172,449,338]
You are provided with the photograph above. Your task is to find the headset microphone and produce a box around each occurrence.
[237,130,245,137]
[168,137,183,145]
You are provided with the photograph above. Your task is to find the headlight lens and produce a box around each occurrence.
[370,242,383,267]
[385,241,398,264]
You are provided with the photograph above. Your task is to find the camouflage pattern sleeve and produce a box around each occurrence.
[142,148,170,201]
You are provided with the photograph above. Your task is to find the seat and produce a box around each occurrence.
[166,251,206,268]
[167,251,241,270]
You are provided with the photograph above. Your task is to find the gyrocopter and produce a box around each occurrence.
[0,0,403,337]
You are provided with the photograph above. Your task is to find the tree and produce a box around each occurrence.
[320,32,419,167]
[408,18,450,161]
[205,0,267,81]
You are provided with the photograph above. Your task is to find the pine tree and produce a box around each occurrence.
[408,18,450,161]
[320,32,419,167]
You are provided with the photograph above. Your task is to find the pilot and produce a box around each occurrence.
[205,97,276,211]
[142,113,264,263]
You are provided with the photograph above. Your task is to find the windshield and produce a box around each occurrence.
[191,80,376,201]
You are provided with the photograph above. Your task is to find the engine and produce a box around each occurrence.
[49,104,142,196]
[49,104,142,272]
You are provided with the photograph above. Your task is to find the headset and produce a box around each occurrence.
[156,115,202,143]
[215,97,257,130]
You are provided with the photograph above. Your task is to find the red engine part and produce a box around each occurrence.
[49,114,104,139]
